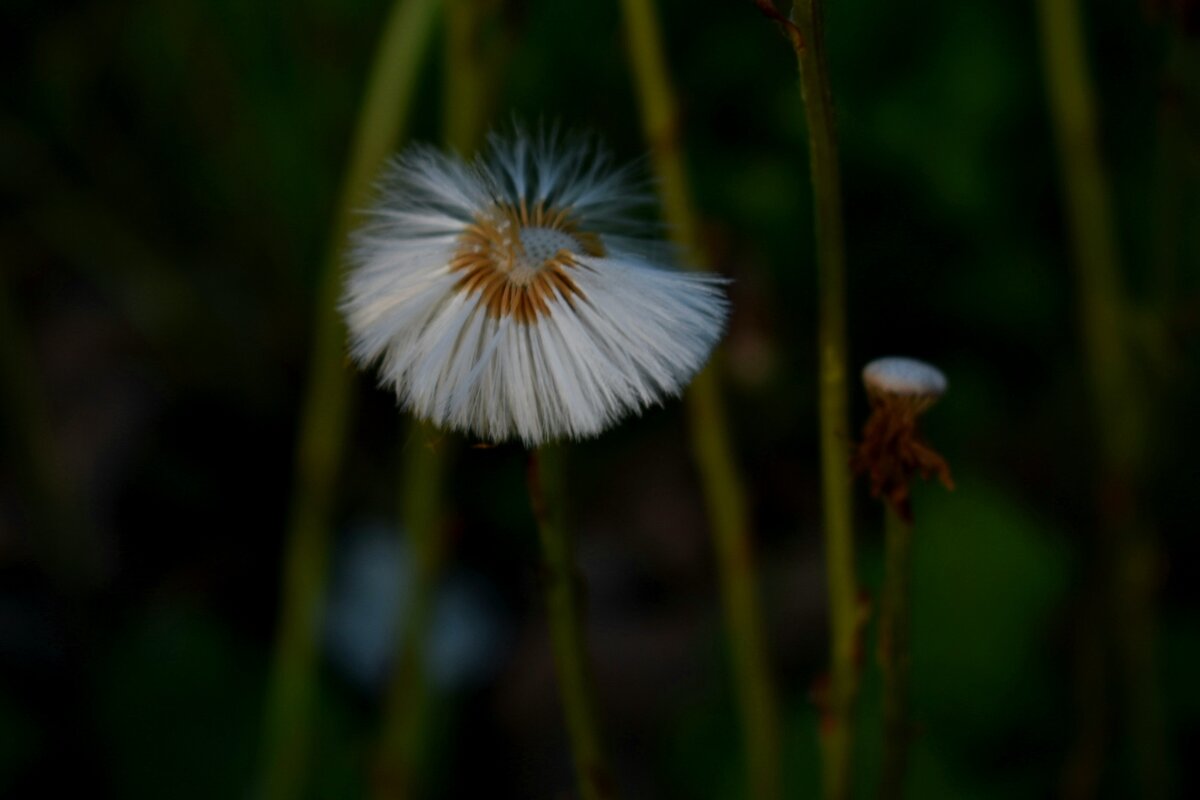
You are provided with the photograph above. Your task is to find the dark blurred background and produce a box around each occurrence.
[3,0,1199,797]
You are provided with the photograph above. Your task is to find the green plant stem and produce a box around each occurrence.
[690,365,782,799]
[1036,0,1138,464]
[784,3,859,798]
[877,507,913,800]
[528,445,616,800]
[1035,1,1165,798]
[442,0,488,153]
[620,2,781,798]
[372,426,452,799]
[371,4,496,791]
[258,1,440,798]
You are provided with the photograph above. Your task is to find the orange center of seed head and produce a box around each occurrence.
[450,200,606,323]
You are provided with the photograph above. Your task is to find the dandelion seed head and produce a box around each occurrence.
[450,201,603,323]
[342,126,729,446]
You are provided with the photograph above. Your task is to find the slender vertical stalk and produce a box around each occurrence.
[877,507,913,800]
[1035,2,1165,798]
[372,426,452,799]
[620,2,781,798]
[771,3,859,797]
[690,365,781,800]
[371,4,496,791]
[258,1,440,798]
[442,0,489,153]
[1035,0,1139,465]
[528,446,617,800]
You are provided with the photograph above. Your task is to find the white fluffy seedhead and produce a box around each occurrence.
[341,126,729,446]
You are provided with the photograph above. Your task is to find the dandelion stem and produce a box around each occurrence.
[258,0,439,797]
[877,506,914,800]
[372,425,452,799]
[1036,1,1165,797]
[528,445,617,800]
[620,1,781,797]
[777,2,860,797]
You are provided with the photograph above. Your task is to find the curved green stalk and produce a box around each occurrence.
[370,3,498,794]
[620,1,781,798]
[257,1,441,798]
[877,507,913,800]
[529,445,617,800]
[764,3,859,797]
[371,425,452,799]
[442,0,492,153]
[1035,1,1164,797]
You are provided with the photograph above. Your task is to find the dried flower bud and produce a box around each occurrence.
[854,357,953,521]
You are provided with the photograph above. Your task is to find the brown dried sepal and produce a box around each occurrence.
[852,391,954,522]
[450,200,603,325]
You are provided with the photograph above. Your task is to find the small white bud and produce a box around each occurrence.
[862,357,947,400]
